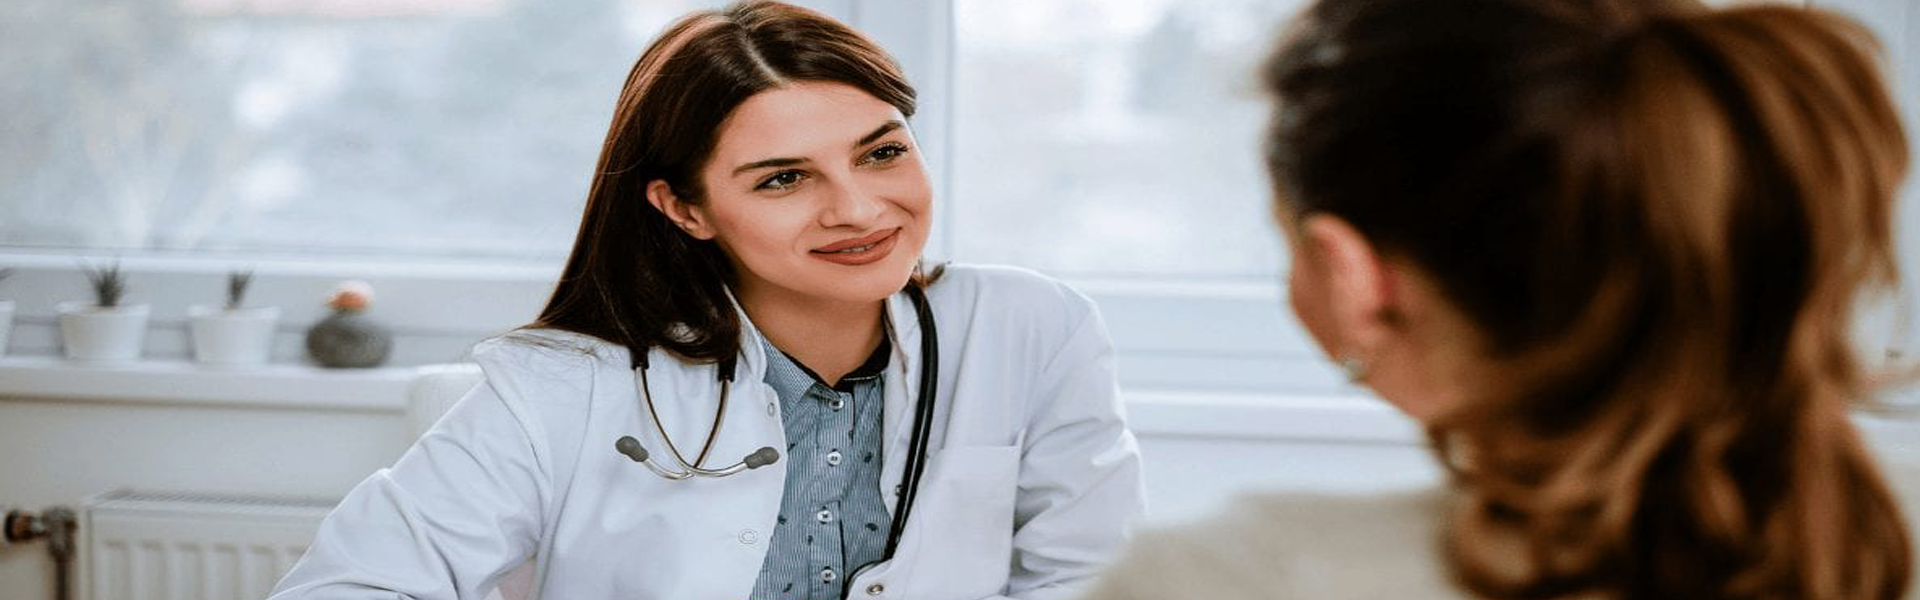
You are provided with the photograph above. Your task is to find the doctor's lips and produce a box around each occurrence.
[810,228,900,266]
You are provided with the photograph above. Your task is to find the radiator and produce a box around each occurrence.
[79,490,333,600]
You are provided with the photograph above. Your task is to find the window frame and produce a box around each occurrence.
[3,0,1915,399]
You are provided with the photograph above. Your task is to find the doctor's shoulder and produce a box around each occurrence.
[467,328,616,407]
[929,263,1102,338]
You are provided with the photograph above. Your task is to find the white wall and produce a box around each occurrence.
[0,397,412,600]
[0,381,1433,600]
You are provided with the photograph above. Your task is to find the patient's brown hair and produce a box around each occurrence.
[1265,0,1911,598]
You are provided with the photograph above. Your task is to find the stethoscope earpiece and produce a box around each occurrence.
[614,436,649,463]
[744,446,780,469]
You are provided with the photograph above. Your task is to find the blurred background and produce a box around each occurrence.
[0,0,1291,275]
[0,1,1914,598]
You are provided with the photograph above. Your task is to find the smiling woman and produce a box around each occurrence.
[265,2,1146,600]
[644,82,934,380]
[530,1,926,371]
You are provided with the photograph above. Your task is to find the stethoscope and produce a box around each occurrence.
[613,285,941,574]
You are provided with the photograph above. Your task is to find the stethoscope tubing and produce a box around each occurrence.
[611,284,941,593]
[634,364,753,478]
[845,284,939,596]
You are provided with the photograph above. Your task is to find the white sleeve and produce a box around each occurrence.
[1002,305,1149,600]
[268,381,548,600]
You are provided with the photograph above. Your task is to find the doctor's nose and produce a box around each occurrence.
[817,178,887,228]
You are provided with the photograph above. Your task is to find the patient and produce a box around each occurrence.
[1084,0,1914,598]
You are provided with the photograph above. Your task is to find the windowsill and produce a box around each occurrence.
[10,352,1910,451]
[0,354,417,412]
[0,352,1425,443]
[0,247,1351,393]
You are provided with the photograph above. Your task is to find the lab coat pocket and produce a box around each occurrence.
[902,444,1021,599]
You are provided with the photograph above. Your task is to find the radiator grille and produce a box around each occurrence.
[82,489,335,600]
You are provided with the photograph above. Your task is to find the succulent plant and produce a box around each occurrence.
[81,261,127,308]
[326,280,374,313]
[226,269,254,310]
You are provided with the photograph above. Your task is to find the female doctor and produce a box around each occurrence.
[268,2,1145,599]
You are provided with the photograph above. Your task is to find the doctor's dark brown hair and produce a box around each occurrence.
[531,1,916,365]
[1265,0,1910,598]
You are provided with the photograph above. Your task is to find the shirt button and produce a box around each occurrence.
[867,583,886,596]
[828,397,846,410]
[825,451,843,466]
[816,509,834,523]
[820,567,838,582]
[738,529,758,545]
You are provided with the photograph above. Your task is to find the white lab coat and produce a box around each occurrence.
[269,264,1147,600]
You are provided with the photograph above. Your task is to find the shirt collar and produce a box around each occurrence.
[729,285,913,390]
[765,335,892,394]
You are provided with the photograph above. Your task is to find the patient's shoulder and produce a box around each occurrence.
[1081,487,1458,599]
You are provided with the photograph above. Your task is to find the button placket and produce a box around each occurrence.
[755,343,895,600]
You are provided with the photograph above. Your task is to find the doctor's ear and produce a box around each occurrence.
[646,180,717,240]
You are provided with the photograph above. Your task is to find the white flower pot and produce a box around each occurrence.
[188,305,280,366]
[58,301,150,362]
[0,300,14,357]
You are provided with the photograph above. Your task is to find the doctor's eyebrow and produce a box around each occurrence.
[853,120,904,148]
[729,120,907,177]
[731,156,807,176]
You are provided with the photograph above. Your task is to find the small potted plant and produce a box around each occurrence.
[58,261,150,362]
[188,270,279,366]
[0,268,15,356]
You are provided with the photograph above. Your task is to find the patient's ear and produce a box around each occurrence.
[646,180,716,240]
[1298,214,1397,356]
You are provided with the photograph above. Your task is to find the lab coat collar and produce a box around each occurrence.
[720,286,773,386]
[879,289,927,514]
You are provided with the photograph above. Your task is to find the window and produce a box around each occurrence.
[3,0,1301,277]
[5,0,1915,396]
[1,0,725,259]
[950,0,1304,279]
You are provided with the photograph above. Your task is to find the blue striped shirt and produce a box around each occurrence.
[750,336,893,600]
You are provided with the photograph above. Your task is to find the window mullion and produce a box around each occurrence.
[847,0,957,261]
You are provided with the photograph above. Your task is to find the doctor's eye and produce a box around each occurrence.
[857,142,910,166]
[756,169,808,191]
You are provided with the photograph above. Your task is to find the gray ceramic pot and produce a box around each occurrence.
[306,310,392,368]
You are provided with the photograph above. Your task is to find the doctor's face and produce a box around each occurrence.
[680,81,932,307]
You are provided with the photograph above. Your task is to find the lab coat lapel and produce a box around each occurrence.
[879,290,922,516]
